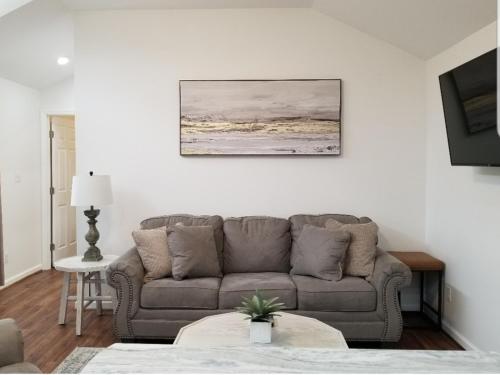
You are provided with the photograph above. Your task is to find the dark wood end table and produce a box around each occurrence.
[388,251,445,329]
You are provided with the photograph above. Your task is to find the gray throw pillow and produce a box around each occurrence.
[132,227,171,283]
[325,219,379,277]
[290,224,350,281]
[166,225,222,280]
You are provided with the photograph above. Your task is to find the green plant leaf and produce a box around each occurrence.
[235,289,283,321]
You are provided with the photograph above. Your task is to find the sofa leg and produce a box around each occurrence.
[380,341,397,349]
[121,338,137,343]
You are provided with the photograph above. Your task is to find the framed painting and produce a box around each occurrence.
[179,79,341,155]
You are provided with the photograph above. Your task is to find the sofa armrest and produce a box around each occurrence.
[367,248,412,342]
[0,319,24,368]
[106,247,145,339]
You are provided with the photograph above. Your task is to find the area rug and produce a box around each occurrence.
[53,347,103,374]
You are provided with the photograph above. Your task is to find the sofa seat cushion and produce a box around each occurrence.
[292,275,376,312]
[219,273,296,309]
[141,277,221,309]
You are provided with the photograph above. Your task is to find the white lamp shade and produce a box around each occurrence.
[71,174,113,207]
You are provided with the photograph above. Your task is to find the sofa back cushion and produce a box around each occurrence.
[140,214,224,271]
[223,216,291,273]
[289,214,360,266]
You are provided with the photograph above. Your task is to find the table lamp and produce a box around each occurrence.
[70,171,113,262]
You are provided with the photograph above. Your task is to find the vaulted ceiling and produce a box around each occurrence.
[0,0,496,89]
[0,0,73,89]
[0,0,34,18]
[313,0,497,60]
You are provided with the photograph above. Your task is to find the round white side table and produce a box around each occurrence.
[54,255,118,336]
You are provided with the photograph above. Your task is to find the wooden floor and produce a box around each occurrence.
[0,270,462,373]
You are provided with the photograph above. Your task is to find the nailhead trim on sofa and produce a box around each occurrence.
[381,273,406,341]
[109,271,135,339]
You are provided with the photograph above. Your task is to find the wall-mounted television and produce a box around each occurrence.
[439,48,500,166]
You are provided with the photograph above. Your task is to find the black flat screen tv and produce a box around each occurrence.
[439,48,500,166]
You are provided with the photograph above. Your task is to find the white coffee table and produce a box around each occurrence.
[54,255,118,336]
[174,312,348,349]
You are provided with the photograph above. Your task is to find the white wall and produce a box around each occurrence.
[39,77,75,269]
[0,75,74,280]
[41,76,75,113]
[74,9,427,256]
[0,76,42,283]
[425,22,500,351]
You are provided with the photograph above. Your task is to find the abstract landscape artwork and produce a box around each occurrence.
[179,79,341,155]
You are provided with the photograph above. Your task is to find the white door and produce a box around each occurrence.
[51,116,76,262]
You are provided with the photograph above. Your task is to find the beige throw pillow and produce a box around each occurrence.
[325,219,378,277]
[166,225,222,280]
[132,227,171,282]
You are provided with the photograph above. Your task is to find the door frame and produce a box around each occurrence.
[41,111,75,270]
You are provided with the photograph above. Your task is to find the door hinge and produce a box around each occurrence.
[50,186,55,195]
[50,243,55,252]
[49,130,54,139]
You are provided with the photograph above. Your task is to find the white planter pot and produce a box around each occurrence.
[250,321,272,344]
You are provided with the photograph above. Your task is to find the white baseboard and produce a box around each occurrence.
[442,320,478,351]
[0,264,42,290]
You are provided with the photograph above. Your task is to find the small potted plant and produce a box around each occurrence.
[235,290,284,344]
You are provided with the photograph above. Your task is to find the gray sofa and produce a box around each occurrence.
[106,214,411,343]
[0,319,40,374]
